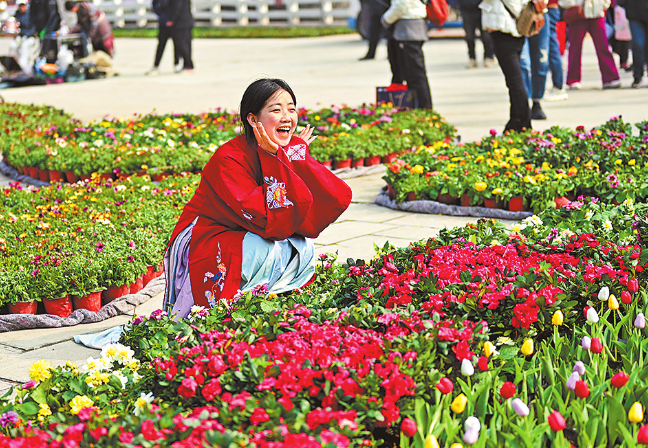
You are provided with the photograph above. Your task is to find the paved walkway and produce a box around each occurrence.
[0,33,646,391]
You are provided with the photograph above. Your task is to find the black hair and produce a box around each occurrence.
[64,0,77,10]
[239,78,296,148]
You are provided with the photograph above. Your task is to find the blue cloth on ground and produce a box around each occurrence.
[73,326,124,349]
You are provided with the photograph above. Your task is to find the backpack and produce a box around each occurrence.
[423,0,449,26]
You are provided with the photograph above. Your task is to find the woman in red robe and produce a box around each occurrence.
[163,78,353,318]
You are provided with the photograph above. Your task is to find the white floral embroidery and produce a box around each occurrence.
[285,143,306,161]
[264,176,294,210]
[242,211,254,221]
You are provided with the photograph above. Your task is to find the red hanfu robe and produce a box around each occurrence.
[167,134,352,308]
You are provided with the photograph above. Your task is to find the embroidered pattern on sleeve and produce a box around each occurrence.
[285,143,307,161]
[242,211,254,221]
[264,176,294,209]
[203,243,227,307]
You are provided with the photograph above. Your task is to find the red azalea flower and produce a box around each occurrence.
[574,380,589,398]
[119,432,134,444]
[201,378,222,401]
[611,372,629,388]
[548,411,566,431]
[500,381,516,399]
[250,407,270,425]
[178,377,198,399]
[436,377,454,394]
[141,419,165,441]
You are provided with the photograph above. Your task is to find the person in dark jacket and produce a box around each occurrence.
[457,0,495,68]
[8,0,39,73]
[65,0,114,57]
[146,0,180,75]
[617,0,648,87]
[167,0,194,72]
[359,0,390,60]
[15,0,36,37]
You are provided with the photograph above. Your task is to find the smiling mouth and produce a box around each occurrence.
[276,126,292,137]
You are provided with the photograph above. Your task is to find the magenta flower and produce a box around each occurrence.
[96,242,105,252]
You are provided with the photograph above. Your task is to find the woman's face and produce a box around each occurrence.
[248,89,297,148]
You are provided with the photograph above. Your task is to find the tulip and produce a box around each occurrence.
[463,427,479,445]
[424,434,440,448]
[591,337,603,354]
[552,310,564,326]
[636,313,646,329]
[464,416,481,431]
[582,336,592,350]
[436,377,454,394]
[573,361,586,376]
[629,278,639,294]
[512,398,530,416]
[521,339,534,355]
[574,380,589,398]
[566,372,580,390]
[583,305,592,317]
[611,372,629,388]
[450,444,464,448]
[598,286,610,301]
[401,418,417,438]
[451,393,468,414]
[483,341,496,358]
[629,402,644,423]
[609,294,620,311]
[621,290,633,305]
[638,424,648,444]
[586,307,599,324]
[500,381,516,399]
[548,411,566,431]
[461,359,475,377]
[477,356,489,371]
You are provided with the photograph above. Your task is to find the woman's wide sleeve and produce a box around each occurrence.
[206,148,314,241]
[276,140,352,238]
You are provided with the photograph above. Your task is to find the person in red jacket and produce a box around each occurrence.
[163,78,353,318]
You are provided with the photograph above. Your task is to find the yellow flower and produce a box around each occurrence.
[450,444,463,448]
[411,165,424,174]
[521,339,534,356]
[424,434,440,448]
[141,164,149,170]
[70,395,94,415]
[629,402,644,423]
[29,359,52,382]
[492,188,503,195]
[615,159,623,165]
[451,393,468,413]
[609,294,620,311]
[475,182,487,192]
[483,341,496,358]
[38,403,52,421]
[552,310,564,326]
[568,166,577,175]
[629,159,636,166]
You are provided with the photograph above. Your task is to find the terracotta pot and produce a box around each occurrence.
[333,158,352,170]
[143,266,157,286]
[484,199,498,208]
[129,276,145,295]
[65,171,80,183]
[438,193,459,205]
[80,173,91,181]
[117,172,131,180]
[49,169,65,183]
[319,160,332,168]
[38,168,50,182]
[72,291,102,312]
[460,194,471,207]
[102,284,130,305]
[99,172,115,181]
[509,196,527,212]
[387,184,396,200]
[351,158,365,168]
[406,192,417,202]
[151,173,169,182]
[381,153,398,164]
[555,196,571,209]
[28,167,39,178]
[155,263,165,277]
[8,301,38,314]
[365,155,382,166]
[43,295,73,318]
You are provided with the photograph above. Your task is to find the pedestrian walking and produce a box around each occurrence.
[480,0,537,132]
[381,0,433,109]
[544,0,569,101]
[167,0,194,73]
[617,0,648,87]
[559,0,621,89]
[146,0,180,75]
[520,14,551,120]
[359,0,390,60]
[457,0,495,68]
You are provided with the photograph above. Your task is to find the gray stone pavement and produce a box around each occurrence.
[0,33,646,390]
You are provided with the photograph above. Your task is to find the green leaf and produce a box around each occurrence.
[16,401,39,415]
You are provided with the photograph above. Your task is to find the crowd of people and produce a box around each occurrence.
[360,0,647,131]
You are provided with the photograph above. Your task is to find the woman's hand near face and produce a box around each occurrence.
[298,125,318,145]
[252,121,280,155]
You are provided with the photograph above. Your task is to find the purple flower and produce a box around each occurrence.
[132,316,145,325]
[126,255,134,263]
[251,283,270,297]
[21,381,36,389]
[567,371,580,390]
[635,313,646,329]
[30,269,39,276]
[150,309,168,320]
[0,410,19,427]
[573,361,586,376]
[512,398,530,416]
[128,240,136,250]
[582,336,592,350]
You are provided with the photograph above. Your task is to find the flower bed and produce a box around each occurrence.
[383,117,648,211]
[1,103,455,178]
[2,198,648,446]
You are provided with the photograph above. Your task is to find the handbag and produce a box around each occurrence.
[422,0,450,26]
[562,6,586,23]
[501,0,547,37]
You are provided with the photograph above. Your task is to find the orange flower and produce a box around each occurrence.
[389,164,401,174]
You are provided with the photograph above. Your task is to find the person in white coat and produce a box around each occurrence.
[381,0,433,109]
[558,0,621,88]
[480,0,535,132]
